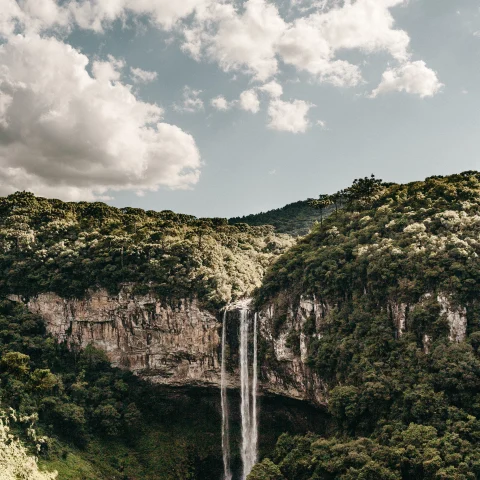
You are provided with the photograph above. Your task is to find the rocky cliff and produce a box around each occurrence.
[8,283,468,407]
[8,286,326,405]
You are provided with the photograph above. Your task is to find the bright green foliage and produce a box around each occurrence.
[0,192,293,310]
[255,172,480,479]
[0,409,57,480]
[248,458,286,480]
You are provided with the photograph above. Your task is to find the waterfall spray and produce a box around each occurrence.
[251,312,258,466]
[221,310,232,480]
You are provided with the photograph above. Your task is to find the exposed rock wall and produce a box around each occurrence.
[8,288,326,405]
[259,296,328,406]
[11,286,464,406]
[9,287,221,387]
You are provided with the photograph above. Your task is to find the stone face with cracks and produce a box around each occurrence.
[8,288,327,405]
[10,287,221,387]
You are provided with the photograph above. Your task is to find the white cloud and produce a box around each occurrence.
[267,99,313,133]
[92,55,125,83]
[371,61,443,98]
[174,86,204,113]
[0,0,211,36]
[211,95,231,111]
[259,80,283,98]
[1,0,440,99]
[181,0,417,89]
[0,0,70,36]
[0,35,201,200]
[182,0,287,81]
[317,119,328,130]
[130,67,158,84]
[239,89,260,113]
[69,0,211,32]
[278,0,410,86]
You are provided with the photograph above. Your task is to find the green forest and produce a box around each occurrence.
[251,172,480,479]
[0,192,293,310]
[2,172,480,479]
[229,200,329,237]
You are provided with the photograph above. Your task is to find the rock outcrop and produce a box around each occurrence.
[9,287,221,387]
[11,283,466,407]
[8,287,327,405]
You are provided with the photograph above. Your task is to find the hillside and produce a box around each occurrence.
[229,200,330,237]
[251,171,480,479]
[0,192,293,310]
[3,173,480,479]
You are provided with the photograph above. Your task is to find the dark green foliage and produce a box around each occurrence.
[0,299,234,479]
[230,200,330,236]
[0,300,142,445]
[255,172,480,480]
[0,191,292,310]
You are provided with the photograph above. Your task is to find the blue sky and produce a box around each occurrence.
[0,0,479,217]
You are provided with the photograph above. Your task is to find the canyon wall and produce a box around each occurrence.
[9,287,466,406]
[8,287,326,405]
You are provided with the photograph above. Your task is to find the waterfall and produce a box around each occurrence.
[239,309,258,480]
[221,310,232,480]
[239,309,251,479]
[251,312,258,466]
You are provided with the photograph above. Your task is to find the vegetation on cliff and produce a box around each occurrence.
[0,299,228,479]
[252,172,480,479]
[0,192,293,310]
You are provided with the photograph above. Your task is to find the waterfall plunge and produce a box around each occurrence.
[221,310,232,480]
[239,309,258,480]
[221,308,258,480]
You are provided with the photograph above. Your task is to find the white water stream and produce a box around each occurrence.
[221,310,232,480]
[221,307,259,480]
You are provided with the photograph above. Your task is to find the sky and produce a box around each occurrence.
[0,0,479,218]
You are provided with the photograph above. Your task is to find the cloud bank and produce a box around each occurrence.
[0,35,201,200]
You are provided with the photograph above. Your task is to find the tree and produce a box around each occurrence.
[1,352,30,376]
[347,174,384,207]
[248,459,285,480]
[308,194,333,225]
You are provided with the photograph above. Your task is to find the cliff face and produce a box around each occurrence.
[8,285,468,406]
[9,287,221,388]
[259,297,328,405]
[8,287,326,404]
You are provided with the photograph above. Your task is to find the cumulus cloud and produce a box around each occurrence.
[267,99,314,133]
[182,0,287,81]
[259,80,283,98]
[174,86,204,113]
[67,0,211,32]
[0,35,201,200]
[92,55,125,82]
[0,0,211,36]
[371,61,443,98]
[211,95,231,111]
[1,0,441,98]
[180,0,420,89]
[239,89,260,113]
[130,67,158,84]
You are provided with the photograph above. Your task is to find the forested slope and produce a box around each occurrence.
[229,200,329,237]
[251,172,480,479]
[0,192,293,310]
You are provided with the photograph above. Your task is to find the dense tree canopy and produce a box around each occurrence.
[252,172,480,480]
[0,192,293,310]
